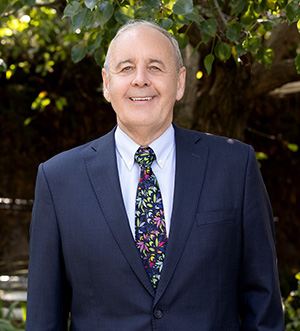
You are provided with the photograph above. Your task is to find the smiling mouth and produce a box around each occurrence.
[130,97,154,101]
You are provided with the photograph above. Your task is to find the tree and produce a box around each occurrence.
[61,0,300,141]
[1,0,300,139]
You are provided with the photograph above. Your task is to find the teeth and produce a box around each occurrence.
[131,97,152,101]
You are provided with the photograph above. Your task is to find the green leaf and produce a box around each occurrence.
[287,143,299,152]
[191,41,202,57]
[257,46,274,68]
[199,19,218,37]
[286,1,299,23]
[286,4,294,23]
[159,18,173,30]
[297,19,300,33]
[63,1,82,18]
[55,97,67,111]
[201,33,211,44]
[143,0,161,7]
[135,8,153,20]
[226,22,242,41]
[5,301,21,321]
[176,33,189,49]
[174,14,190,25]
[94,48,105,66]
[204,54,214,75]
[172,0,193,15]
[84,0,98,11]
[95,1,114,26]
[255,152,268,160]
[229,0,248,17]
[215,42,232,62]
[40,98,51,109]
[295,54,300,74]
[243,36,261,52]
[114,6,134,25]
[71,44,87,63]
[87,32,102,52]
[242,1,262,24]
[183,7,200,23]
[235,39,247,55]
[0,318,23,331]
[72,8,93,30]
[24,117,32,126]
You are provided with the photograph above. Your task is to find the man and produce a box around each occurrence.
[26,20,284,330]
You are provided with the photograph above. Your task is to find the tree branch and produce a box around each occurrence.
[213,0,228,26]
[0,8,19,19]
[246,59,299,98]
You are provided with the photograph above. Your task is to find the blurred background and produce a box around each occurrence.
[1,0,300,329]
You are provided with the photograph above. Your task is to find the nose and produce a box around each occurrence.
[131,66,151,87]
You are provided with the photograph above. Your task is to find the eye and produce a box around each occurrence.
[149,66,160,71]
[122,66,133,72]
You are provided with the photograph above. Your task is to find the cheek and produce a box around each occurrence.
[108,80,128,100]
[165,85,181,103]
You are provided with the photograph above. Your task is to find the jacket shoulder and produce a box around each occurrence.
[175,125,252,155]
[41,128,115,174]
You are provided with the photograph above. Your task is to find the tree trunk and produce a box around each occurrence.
[173,22,300,141]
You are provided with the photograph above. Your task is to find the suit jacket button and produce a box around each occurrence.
[154,309,163,319]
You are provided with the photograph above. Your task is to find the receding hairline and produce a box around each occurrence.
[103,20,183,73]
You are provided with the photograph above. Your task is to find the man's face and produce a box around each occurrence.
[102,26,186,141]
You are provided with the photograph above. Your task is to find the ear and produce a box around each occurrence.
[102,68,111,102]
[176,66,186,101]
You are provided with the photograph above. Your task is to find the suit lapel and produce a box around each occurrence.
[83,129,155,297]
[154,126,209,304]
[82,126,209,301]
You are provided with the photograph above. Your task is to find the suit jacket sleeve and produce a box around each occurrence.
[26,163,70,331]
[239,146,284,329]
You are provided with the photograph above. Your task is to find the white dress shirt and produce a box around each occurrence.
[115,125,176,238]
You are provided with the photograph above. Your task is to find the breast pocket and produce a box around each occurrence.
[196,209,239,227]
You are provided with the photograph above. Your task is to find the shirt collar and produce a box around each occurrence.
[115,125,175,171]
[149,125,175,169]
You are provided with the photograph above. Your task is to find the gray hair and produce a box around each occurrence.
[103,20,184,73]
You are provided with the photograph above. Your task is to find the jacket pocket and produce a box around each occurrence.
[196,209,238,226]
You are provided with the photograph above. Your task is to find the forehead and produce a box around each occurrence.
[109,26,175,65]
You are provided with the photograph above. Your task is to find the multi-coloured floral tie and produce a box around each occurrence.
[135,146,168,289]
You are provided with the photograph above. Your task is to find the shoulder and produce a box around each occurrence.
[174,126,258,179]
[41,128,115,174]
[174,125,253,156]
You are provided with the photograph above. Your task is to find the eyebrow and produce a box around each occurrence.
[114,58,167,71]
[114,59,134,71]
[148,58,167,70]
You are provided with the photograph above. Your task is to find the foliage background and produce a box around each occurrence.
[1,0,300,327]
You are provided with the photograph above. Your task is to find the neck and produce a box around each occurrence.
[117,123,171,146]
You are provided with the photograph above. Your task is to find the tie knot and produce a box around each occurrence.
[135,147,156,169]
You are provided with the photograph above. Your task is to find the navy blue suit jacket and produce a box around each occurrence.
[26,125,284,330]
